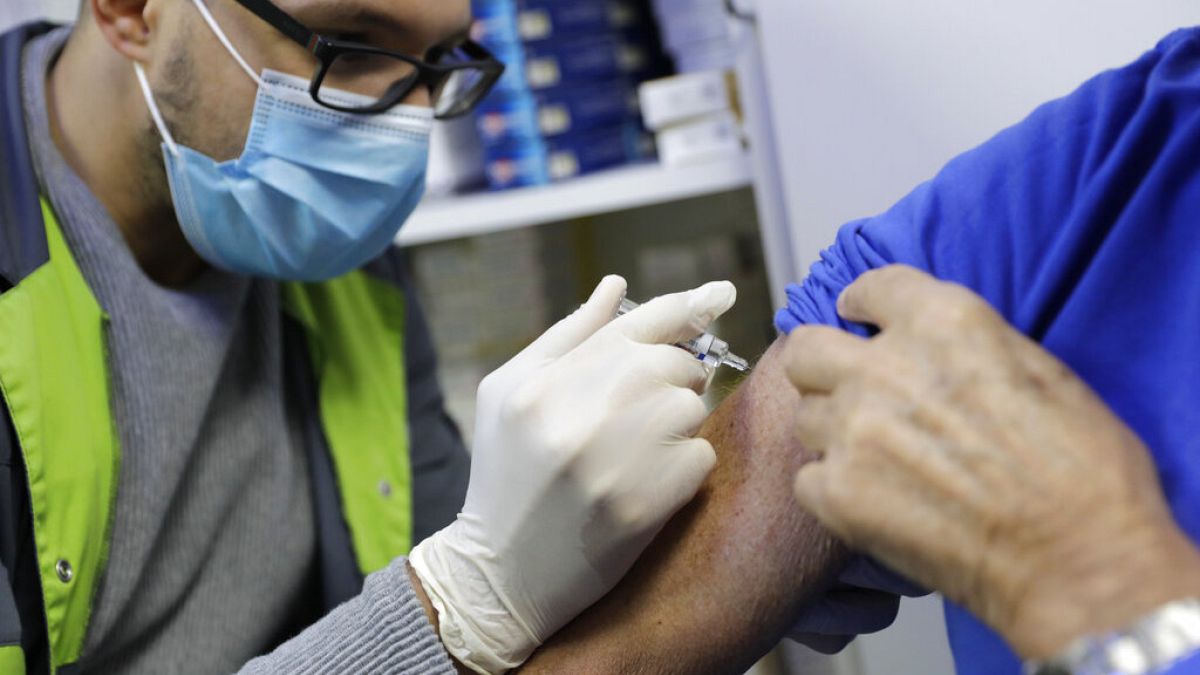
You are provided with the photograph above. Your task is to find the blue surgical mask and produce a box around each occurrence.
[133,0,433,281]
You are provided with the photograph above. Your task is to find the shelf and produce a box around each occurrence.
[395,152,754,247]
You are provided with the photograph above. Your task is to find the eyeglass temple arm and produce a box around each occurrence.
[233,0,318,52]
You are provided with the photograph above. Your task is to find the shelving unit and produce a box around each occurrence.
[396,152,754,247]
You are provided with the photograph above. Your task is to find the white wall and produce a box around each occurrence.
[1,0,78,31]
[757,0,1200,278]
[46,0,79,21]
[751,1,1199,673]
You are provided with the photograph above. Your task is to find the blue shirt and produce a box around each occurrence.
[775,27,1200,674]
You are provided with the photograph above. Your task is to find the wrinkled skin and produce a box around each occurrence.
[785,265,1200,658]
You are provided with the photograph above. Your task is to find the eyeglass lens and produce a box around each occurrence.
[433,67,489,117]
[317,51,419,108]
[316,49,492,116]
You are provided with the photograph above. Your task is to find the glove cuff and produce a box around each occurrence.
[409,519,542,674]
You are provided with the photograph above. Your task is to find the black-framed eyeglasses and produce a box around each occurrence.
[232,0,504,118]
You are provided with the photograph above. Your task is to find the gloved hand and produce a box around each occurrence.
[410,275,736,674]
[787,556,927,654]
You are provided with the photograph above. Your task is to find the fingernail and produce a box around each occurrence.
[689,281,736,326]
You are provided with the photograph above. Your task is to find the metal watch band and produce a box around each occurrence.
[1026,599,1200,675]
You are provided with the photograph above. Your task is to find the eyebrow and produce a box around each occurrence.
[293,2,473,51]
[299,5,411,37]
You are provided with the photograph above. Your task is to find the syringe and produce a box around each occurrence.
[617,298,751,373]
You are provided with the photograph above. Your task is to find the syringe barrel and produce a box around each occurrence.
[617,297,730,370]
[682,333,730,368]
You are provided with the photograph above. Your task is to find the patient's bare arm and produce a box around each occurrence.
[519,340,847,674]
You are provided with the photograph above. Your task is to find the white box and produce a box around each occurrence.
[656,111,744,166]
[639,70,735,131]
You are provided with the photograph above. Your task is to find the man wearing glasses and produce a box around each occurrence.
[0,0,752,671]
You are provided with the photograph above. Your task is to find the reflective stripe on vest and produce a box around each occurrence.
[0,199,119,671]
[0,200,414,672]
[0,644,25,673]
[282,277,414,572]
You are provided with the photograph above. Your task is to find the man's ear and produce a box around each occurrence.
[89,0,163,63]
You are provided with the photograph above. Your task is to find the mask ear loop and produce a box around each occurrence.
[134,0,265,160]
[133,62,181,158]
[189,0,264,88]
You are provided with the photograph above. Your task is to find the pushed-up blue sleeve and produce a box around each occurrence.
[1163,649,1200,675]
[775,27,1184,338]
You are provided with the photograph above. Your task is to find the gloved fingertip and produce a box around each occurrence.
[688,281,736,328]
[586,275,628,310]
[601,273,627,288]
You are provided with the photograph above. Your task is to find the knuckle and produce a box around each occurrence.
[844,408,888,448]
[913,299,949,326]
[917,301,967,332]
[929,290,992,330]
[611,497,656,534]
[503,380,544,422]
[955,296,993,327]
[546,426,588,465]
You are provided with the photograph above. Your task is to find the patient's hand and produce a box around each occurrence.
[786,265,1200,659]
[518,340,847,674]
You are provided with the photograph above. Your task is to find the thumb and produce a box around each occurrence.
[524,275,627,359]
[612,281,737,345]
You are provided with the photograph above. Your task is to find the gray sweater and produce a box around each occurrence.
[22,27,454,674]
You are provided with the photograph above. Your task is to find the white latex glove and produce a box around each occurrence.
[410,275,735,674]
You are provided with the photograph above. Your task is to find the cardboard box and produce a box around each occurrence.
[639,69,734,130]
[477,80,640,143]
[656,111,743,166]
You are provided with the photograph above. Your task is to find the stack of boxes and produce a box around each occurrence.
[638,69,743,166]
[636,0,742,166]
[471,0,673,190]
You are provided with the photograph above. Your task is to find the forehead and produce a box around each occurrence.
[281,0,472,45]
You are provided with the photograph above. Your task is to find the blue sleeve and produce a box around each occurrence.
[775,27,1189,337]
[1163,649,1200,675]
